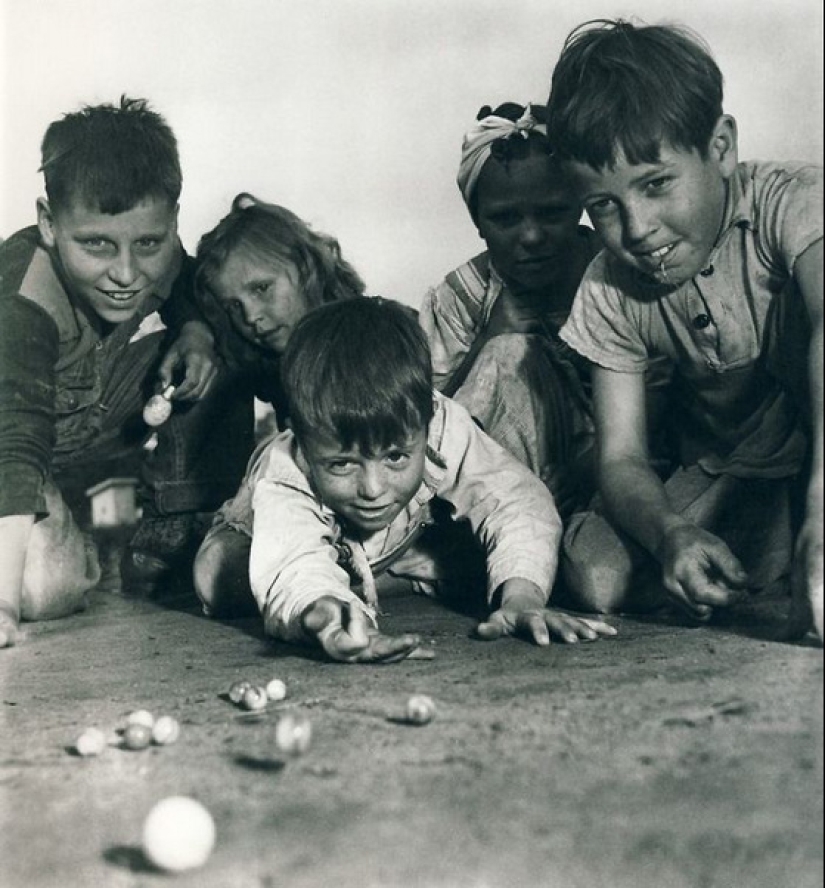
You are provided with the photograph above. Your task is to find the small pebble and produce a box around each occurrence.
[75,727,107,757]
[405,694,436,725]
[228,680,252,704]
[123,723,153,750]
[274,714,312,755]
[152,715,181,746]
[265,678,287,702]
[241,686,268,712]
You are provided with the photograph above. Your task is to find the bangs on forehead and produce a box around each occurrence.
[311,387,427,456]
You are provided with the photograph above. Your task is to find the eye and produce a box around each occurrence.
[645,176,673,194]
[487,211,521,228]
[80,238,111,252]
[385,450,411,468]
[252,281,272,296]
[134,237,163,252]
[326,459,357,475]
[585,198,617,219]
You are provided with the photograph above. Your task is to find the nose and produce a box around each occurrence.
[622,198,657,245]
[108,249,138,287]
[519,217,544,248]
[357,463,385,500]
[238,295,263,328]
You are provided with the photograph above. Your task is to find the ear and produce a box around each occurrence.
[36,198,57,248]
[708,115,738,178]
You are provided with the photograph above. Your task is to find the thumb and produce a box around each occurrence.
[156,349,178,389]
[476,610,507,641]
[708,546,748,589]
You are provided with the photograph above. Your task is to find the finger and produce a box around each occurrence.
[578,618,618,638]
[665,580,714,621]
[344,605,370,648]
[156,351,178,389]
[353,634,422,664]
[681,563,741,609]
[519,611,551,646]
[711,548,749,589]
[406,645,436,660]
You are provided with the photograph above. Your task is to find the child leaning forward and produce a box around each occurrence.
[193,297,615,662]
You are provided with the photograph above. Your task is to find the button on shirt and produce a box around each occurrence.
[560,161,823,477]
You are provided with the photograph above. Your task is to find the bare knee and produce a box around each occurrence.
[193,529,254,617]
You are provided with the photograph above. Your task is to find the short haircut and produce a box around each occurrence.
[195,193,365,308]
[546,19,724,169]
[40,95,182,213]
[281,297,434,453]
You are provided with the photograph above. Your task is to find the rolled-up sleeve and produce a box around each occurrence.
[433,395,562,602]
[249,449,370,641]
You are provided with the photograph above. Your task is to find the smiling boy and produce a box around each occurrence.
[546,20,823,640]
[0,97,252,646]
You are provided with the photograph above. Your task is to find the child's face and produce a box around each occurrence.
[300,427,428,535]
[37,196,179,324]
[567,124,737,287]
[212,249,311,355]
[475,150,582,297]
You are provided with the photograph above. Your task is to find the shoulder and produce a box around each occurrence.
[1,227,44,299]
[427,252,492,316]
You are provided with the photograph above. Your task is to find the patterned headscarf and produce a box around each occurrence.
[456,103,547,207]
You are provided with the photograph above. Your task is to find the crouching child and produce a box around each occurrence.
[193,297,616,662]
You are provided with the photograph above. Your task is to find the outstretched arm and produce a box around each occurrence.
[786,239,824,642]
[476,577,617,645]
[593,366,747,619]
[0,514,35,647]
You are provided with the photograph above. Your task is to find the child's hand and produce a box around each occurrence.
[158,321,218,401]
[476,578,617,646]
[785,510,824,644]
[301,596,425,664]
[657,524,749,620]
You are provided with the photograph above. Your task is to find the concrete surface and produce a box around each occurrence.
[1,550,822,888]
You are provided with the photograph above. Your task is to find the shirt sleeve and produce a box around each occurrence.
[559,253,651,373]
[0,296,57,517]
[755,163,823,276]
[432,395,562,602]
[248,447,373,641]
[419,279,479,391]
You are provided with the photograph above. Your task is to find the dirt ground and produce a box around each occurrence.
[1,544,822,888]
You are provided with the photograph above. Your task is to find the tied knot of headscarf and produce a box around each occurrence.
[456,104,547,207]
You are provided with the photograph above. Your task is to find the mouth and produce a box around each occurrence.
[99,289,141,304]
[634,243,678,281]
[351,504,395,523]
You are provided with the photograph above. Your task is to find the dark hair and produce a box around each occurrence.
[466,102,552,220]
[195,192,365,308]
[281,297,434,453]
[40,95,182,213]
[546,19,724,169]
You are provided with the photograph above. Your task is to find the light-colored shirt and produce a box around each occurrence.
[238,392,560,640]
[560,161,823,477]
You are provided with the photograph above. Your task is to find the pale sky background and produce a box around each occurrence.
[1,0,822,308]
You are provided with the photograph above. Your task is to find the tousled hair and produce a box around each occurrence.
[281,298,434,453]
[195,193,365,309]
[40,95,181,213]
[546,19,724,169]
